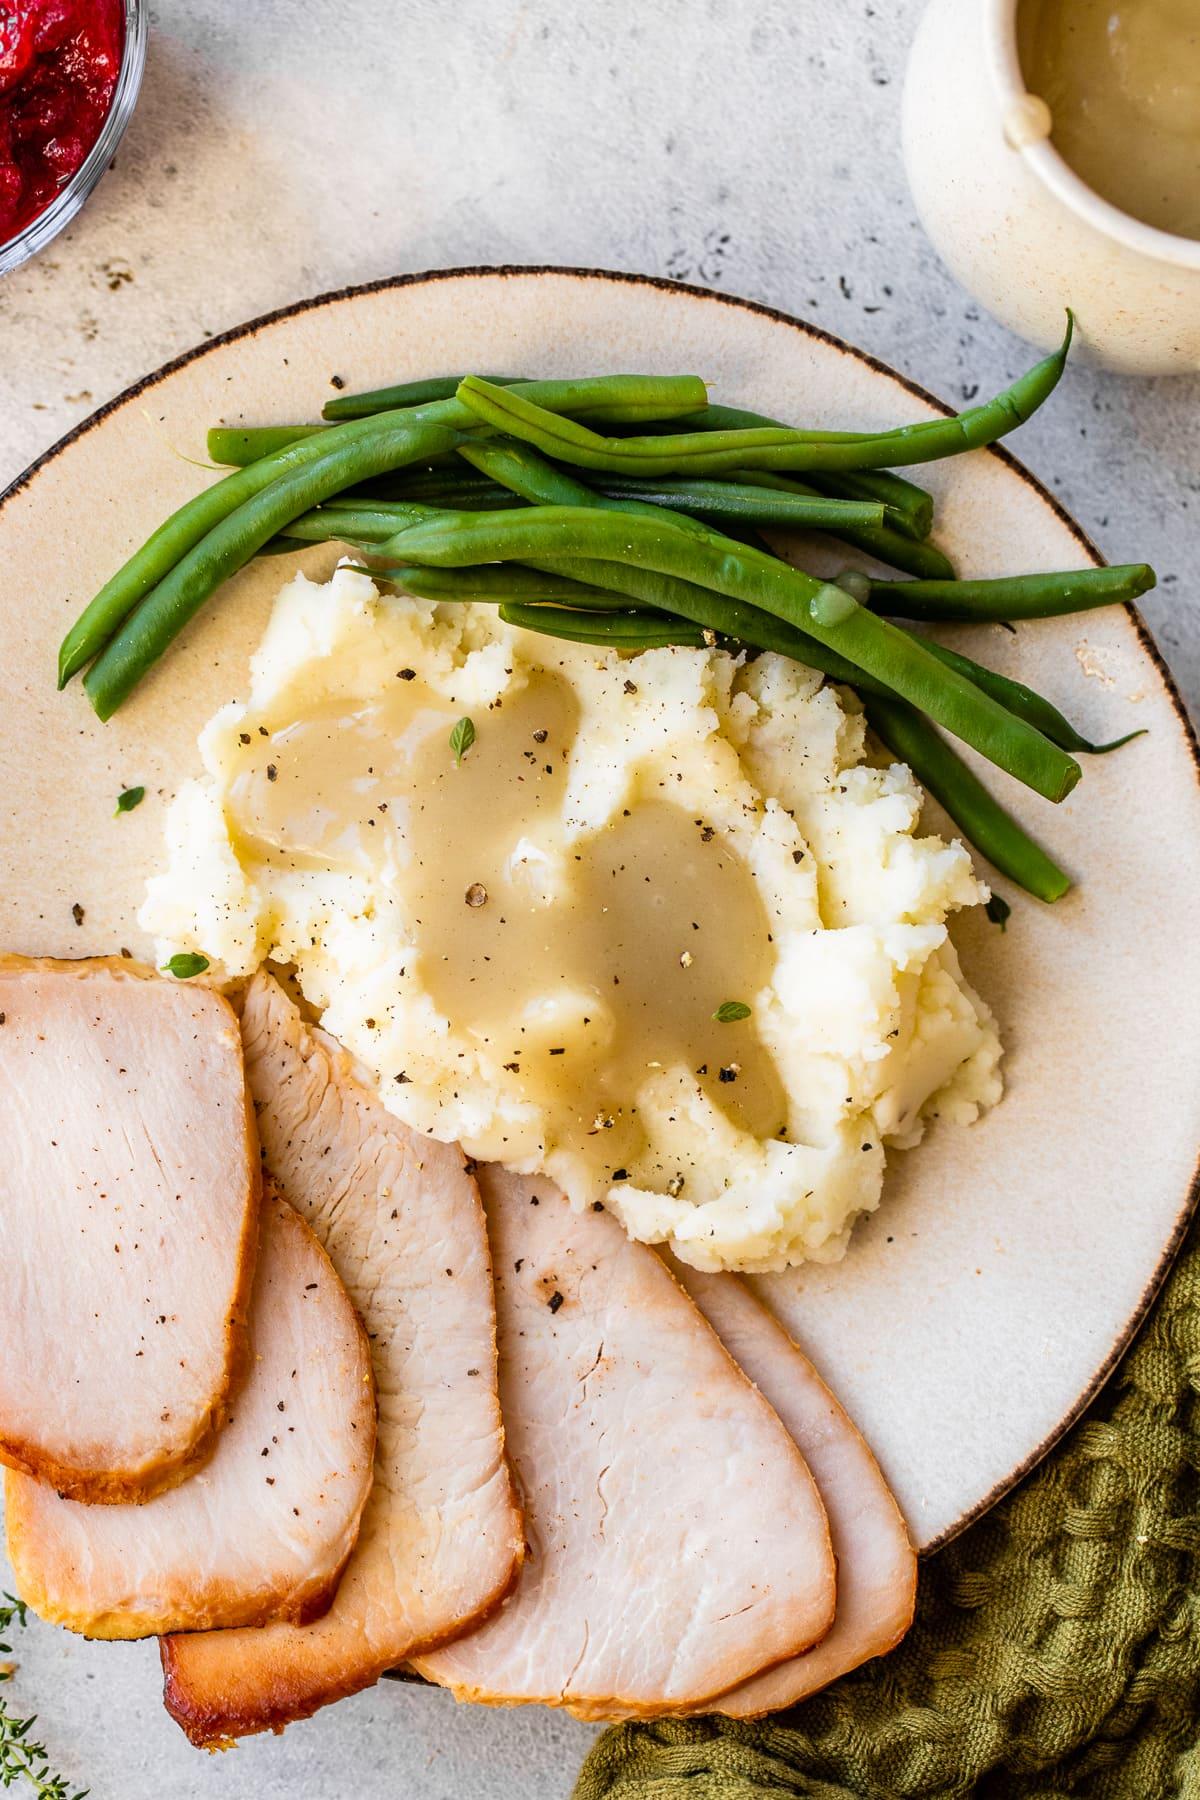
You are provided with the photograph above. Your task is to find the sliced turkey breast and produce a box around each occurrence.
[666,1266,917,1716]
[413,1167,836,1718]
[6,1187,375,1639]
[161,971,522,1747]
[0,955,259,1504]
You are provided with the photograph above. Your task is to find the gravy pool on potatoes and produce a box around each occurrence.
[228,669,788,1188]
[152,570,1002,1272]
[1018,0,1200,240]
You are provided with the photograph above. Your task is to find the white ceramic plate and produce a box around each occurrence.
[2,266,1198,1553]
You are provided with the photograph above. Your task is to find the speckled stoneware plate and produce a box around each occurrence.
[3,266,1199,1556]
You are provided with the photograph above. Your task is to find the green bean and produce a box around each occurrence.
[324,374,523,422]
[323,372,708,425]
[839,567,1134,750]
[213,378,710,467]
[264,499,508,557]
[459,438,684,522]
[467,561,1091,774]
[455,320,1072,477]
[63,415,415,686]
[275,500,442,544]
[498,603,707,650]
[208,424,329,466]
[919,639,1145,755]
[360,562,629,606]
[353,468,516,507]
[460,442,804,585]
[730,470,955,579]
[376,461,888,538]
[538,555,878,687]
[373,459,946,576]
[861,563,1156,622]
[459,442,875,683]
[356,525,874,684]
[866,695,1071,902]
[82,418,465,720]
[323,370,708,426]
[362,457,945,578]
[383,506,1081,802]
[802,470,933,541]
[373,444,881,683]
[326,378,937,534]
[254,535,316,557]
[575,474,887,533]
[458,446,858,664]
[462,439,749,568]
[406,458,891,535]
[60,375,705,687]
[654,411,936,539]
[366,449,939,558]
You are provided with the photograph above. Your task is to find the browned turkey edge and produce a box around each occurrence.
[0,954,261,1505]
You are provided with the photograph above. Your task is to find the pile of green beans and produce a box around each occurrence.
[57,326,1156,900]
[209,434,951,579]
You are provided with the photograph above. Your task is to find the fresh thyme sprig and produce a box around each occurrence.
[0,1593,26,1640]
[0,1594,87,1800]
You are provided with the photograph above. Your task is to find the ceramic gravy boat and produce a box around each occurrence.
[902,0,1200,375]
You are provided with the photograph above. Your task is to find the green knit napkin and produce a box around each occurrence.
[575,1220,1200,1800]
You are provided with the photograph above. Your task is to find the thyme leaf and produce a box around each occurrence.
[161,953,210,980]
[0,1598,26,1639]
[713,1001,752,1024]
[113,786,145,817]
[449,717,476,766]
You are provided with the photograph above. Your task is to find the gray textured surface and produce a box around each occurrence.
[1,2,1196,1796]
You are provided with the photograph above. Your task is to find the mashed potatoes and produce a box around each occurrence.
[142,566,1002,1272]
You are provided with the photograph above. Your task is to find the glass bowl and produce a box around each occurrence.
[0,0,147,278]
